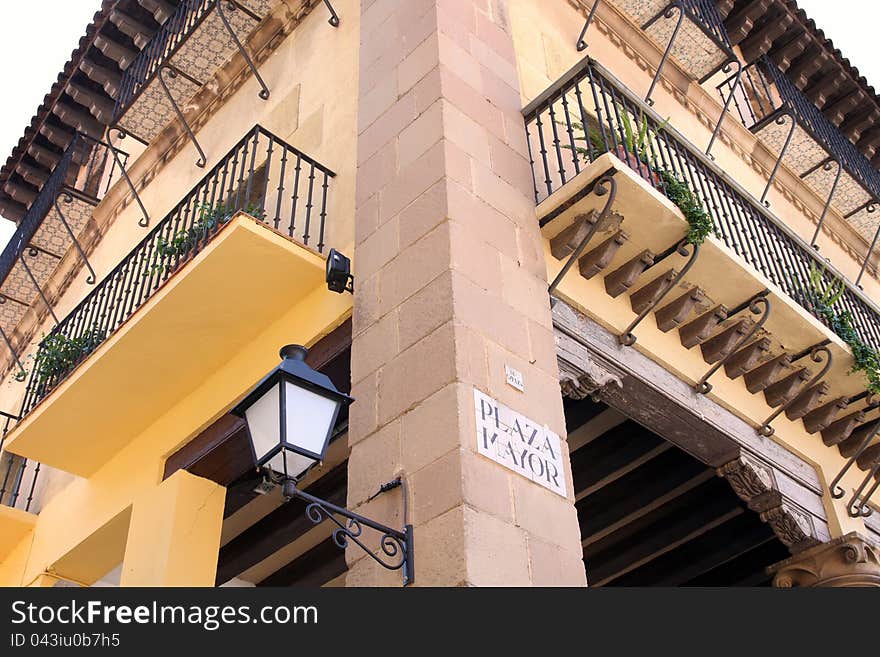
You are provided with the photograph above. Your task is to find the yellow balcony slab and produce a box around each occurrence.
[4,215,336,478]
[541,153,865,418]
[0,505,36,561]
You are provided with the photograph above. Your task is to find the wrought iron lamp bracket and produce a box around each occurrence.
[828,417,880,517]
[641,2,686,107]
[848,465,880,517]
[277,472,414,586]
[575,0,602,51]
[809,159,842,249]
[548,175,617,300]
[706,57,743,159]
[18,250,59,327]
[760,107,798,207]
[619,238,699,347]
[0,325,27,383]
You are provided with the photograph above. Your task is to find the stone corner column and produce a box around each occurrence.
[347,0,586,587]
[769,532,880,587]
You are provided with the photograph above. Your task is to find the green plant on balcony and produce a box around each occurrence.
[656,170,714,246]
[33,327,106,388]
[803,264,880,394]
[152,201,266,275]
[564,110,713,246]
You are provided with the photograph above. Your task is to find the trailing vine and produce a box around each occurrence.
[656,169,715,246]
[565,116,714,246]
[33,327,106,387]
[153,202,266,274]
[805,264,880,394]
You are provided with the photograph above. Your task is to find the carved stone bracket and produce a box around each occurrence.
[717,454,820,554]
[558,352,624,401]
[769,532,880,587]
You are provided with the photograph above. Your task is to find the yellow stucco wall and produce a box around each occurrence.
[0,0,360,517]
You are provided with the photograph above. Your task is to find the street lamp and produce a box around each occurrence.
[233,344,414,585]
[233,344,350,481]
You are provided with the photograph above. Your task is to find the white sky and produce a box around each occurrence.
[0,0,877,249]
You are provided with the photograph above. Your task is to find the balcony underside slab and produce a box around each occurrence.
[116,0,270,144]
[0,504,36,562]
[116,68,201,144]
[3,216,338,477]
[757,119,877,242]
[0,195,95,335]
[169,0,267,84]
[540,153,864,432]
[608,0,728,80]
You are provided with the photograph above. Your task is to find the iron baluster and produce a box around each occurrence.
[303,162,316,247]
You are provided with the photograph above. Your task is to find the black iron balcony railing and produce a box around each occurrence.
[17,125,334,417]
[114,0,215,122]
[678,0,731,47]
[0,417,38,512]
[0,134,128,289]
[718,57,880,203]
[523,56,880,351]
[0,134,127,512]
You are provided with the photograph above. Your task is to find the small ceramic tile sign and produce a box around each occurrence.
[505,365,524,392]
[473,388,567,497]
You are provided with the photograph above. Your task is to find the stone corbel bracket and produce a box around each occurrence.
[768,532,880,587]
[718,454,821,555]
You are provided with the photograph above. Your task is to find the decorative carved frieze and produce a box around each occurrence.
[717,454,820,554]
[770,532,880,587]
[559,355,624,401]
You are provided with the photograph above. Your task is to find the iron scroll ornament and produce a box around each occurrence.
[759,344,832,437]
[547,175,617,299]
[619,238,699,347]
[694,294,770,395]
[280,476,414,586]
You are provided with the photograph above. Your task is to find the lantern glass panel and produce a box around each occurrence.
[244,381,281,465]
[283,379,340,459]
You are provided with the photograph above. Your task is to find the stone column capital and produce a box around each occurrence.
[770,532,880,587]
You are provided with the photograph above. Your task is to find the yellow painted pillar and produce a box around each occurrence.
[120,470,225,587]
